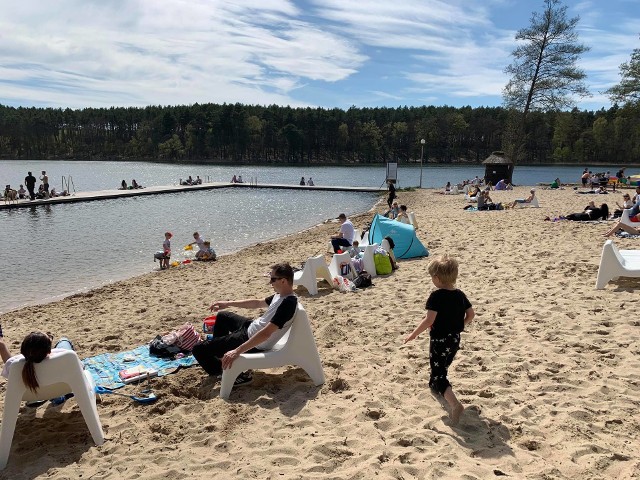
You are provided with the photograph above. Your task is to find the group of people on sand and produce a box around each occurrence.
[3,171,68,202]
[0,249,472,424]
[119,179,143,190]
[299,177,314,186]
[384,201,411,224]
[154,231,217,269]
[545,185,640,237]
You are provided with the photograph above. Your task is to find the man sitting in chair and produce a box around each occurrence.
[192,263,298,386]
[330,213,354,253]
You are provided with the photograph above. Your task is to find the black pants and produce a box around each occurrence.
[27,187,35,200]
[331,237,351,253]
[429,333,460,394]
[191,311,256,376]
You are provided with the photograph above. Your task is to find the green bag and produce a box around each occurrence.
[374,253,393,275]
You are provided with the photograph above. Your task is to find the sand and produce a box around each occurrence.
[1,186,639,479]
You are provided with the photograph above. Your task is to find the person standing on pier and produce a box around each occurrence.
[40,171,49,195]
[25,172,36,200]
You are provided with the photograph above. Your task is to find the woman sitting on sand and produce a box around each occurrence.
[564,202,609,221]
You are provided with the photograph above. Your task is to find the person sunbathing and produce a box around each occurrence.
[507,189,536,208]
[603,212,640,237]
[564,202,609,221]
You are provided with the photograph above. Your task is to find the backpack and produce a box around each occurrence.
[374,253,393,275]
[353,271,373,289]
[149,335,182,358]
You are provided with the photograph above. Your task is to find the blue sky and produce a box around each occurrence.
[0,0,637,111]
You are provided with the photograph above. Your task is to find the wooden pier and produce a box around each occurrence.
[0,182,383,210]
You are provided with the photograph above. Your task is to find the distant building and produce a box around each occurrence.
[483,151,514,185]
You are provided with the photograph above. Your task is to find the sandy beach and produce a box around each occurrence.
[1,186,639,479]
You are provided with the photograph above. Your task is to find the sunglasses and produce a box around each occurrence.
[269,277,283,283]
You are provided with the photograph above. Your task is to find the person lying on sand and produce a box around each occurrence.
[564,202,609,221]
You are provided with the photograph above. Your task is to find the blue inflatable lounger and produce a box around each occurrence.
[367,214,429,259]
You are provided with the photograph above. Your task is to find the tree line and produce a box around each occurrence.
[0,102,638,165]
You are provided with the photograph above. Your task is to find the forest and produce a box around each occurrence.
[0,102,638,165]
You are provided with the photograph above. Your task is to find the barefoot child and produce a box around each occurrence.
[404,254,475,425]
[154,232,172,269]
[186,232,205,258]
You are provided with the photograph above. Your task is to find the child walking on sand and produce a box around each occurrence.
[153,232,172,269]
[404,254,475,425]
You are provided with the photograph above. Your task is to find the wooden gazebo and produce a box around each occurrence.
[483,151,514,185]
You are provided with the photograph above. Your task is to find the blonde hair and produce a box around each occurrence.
[427,254,459,286]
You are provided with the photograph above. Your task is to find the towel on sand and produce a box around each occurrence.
[83,345,198,389]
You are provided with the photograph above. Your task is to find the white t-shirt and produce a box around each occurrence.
[195,237,206,252]
[247,294,298,350]
[1,348,69,378]
[339,220,355,244]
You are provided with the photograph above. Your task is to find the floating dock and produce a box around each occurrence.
[0,182,383,210]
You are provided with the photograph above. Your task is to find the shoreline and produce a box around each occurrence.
[0,197,383,315]
[1,186,638,479]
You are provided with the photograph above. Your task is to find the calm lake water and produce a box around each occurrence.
[0,160,630,313]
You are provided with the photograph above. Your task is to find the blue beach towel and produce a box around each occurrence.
[83,345,198,389]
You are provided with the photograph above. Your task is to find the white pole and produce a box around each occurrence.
[419,139,426,188]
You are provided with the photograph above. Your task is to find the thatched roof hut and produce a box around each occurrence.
[482,151,514,185]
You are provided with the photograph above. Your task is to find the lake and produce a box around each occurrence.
[0,160,630,313]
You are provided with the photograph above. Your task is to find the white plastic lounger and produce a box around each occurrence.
[0,350,104,469]
[328,252,357,280]
[362,243,379,278]
[595,240,640,289]
[293,255,333,295]
[219,304,324,400]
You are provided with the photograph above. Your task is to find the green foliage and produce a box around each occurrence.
[503,0,590,116]
[0,102,639,165]
[606,46,640,106]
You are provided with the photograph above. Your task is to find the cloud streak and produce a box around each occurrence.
[0,0,637,110]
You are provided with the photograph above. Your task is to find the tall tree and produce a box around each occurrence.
[503,0,590,117]
[606,42,640,106]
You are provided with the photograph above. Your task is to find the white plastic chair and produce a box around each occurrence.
[293,255,334,295]
[515,196,539,208]
[219,304,324,399]
[362,243,379,277]
[0,350,104,468]
[620,208,638,227]
[595,240,640,289]
[328,252,357,280]
[408,212,419,229]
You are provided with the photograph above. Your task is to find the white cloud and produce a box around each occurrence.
[0,0,638,109]
[0,0,365,108]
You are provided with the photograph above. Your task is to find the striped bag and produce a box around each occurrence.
[175,323,201,351]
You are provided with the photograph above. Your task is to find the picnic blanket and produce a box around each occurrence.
[83,345,199,389]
